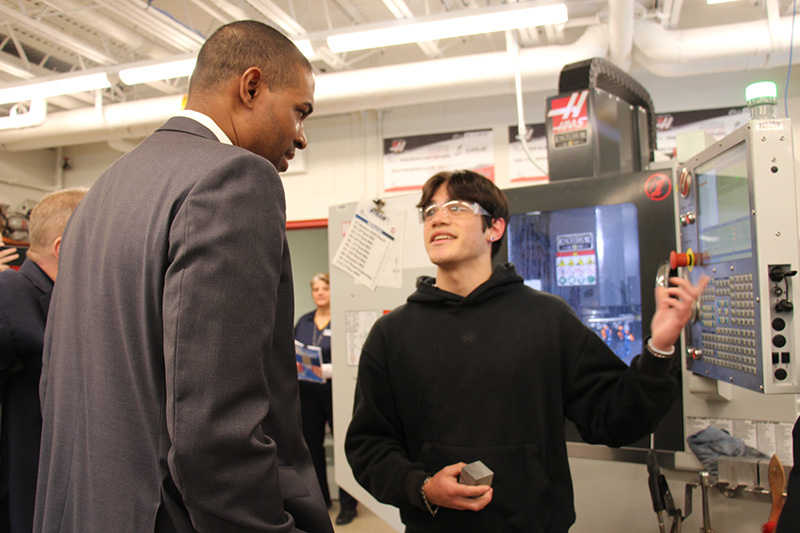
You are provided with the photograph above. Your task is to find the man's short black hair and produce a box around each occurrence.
[417,169,509,258]
[190,20,312,94]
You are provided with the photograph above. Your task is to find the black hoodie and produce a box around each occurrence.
[346,263,679,533]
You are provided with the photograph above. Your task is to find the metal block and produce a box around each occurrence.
[459,460,494,487]
[718,456,760,488]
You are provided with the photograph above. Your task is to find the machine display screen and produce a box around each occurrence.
[695,142,753,264]
[507,203,642,365]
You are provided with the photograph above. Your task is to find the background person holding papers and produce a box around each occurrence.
[295,273,360,525]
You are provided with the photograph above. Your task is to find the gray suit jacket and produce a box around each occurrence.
[35,117,333,533]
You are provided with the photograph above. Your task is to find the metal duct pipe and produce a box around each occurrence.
[608,0,635,71]
[633,17,800,76]
[0,95,184,151]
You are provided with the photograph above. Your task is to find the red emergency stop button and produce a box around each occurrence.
[670,250,696,271]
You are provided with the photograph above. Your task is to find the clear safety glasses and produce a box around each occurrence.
[418,199,491,224]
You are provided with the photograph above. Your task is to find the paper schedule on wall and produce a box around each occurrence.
[332,200,401,290]
[345,310,381,366]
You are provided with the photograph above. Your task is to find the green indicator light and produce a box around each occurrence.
[745,81,777,102]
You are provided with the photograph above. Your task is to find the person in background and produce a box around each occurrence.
[294,273,359,526]
[0,188,86,533]
[345,169,708,532]
[34,21,332,533]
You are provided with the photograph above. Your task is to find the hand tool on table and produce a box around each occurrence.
[647,449,684,532]
[761,454,786,533]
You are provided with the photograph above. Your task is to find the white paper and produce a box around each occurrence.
[332,200,399,290]
[356,206,405,290]
[345,310,381,366]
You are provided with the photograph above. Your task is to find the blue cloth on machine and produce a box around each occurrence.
[687,425,768,476]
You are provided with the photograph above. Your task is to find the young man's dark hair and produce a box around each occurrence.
[416,169,509,258]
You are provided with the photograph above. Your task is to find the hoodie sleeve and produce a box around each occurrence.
[345,318,429,511]
[562,316,680,447]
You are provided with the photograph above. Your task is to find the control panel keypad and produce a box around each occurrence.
[699,275,758,374]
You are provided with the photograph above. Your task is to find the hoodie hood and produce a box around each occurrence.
[408,263,523,307]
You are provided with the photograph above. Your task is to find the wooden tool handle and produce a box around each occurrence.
[768,454,786,523]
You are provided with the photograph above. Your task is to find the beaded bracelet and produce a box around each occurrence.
[420,476,439,517]
[646,338,676,358]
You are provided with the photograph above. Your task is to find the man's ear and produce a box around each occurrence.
[53,235,63,260]
[239,67,264,108]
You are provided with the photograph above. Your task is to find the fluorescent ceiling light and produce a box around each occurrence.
[326,3,568,53]
[119,57,197,85]
[0,73,110,105]
[293,39,315,59]
[706,0,740,4]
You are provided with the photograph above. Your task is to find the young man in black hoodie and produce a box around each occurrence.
[345,169,707,533]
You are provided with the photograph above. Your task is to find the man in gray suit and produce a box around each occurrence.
[35,21,332,533]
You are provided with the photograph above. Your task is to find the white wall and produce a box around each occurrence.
[286,227,329,326]
[0,149,57,213]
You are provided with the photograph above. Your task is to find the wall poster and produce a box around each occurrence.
[383,129,494,192]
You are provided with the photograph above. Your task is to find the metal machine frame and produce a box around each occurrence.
[677,118,799,394]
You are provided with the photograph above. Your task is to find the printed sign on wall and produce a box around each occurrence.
[383,129,494,192]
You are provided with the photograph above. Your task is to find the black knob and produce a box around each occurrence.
[776,368,788,381]
[770,266,787,282]
[773,335,787,348]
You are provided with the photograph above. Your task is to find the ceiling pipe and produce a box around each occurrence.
[0,94,184,151]
[0,99,46,130]
[608,0,635,71]
[633,17,800,76]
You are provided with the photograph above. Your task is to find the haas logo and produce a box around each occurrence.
[389,139,407,154]
[547,90,589,133]
[656,115,674,131]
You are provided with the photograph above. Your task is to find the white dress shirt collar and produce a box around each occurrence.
[172,110,232,145]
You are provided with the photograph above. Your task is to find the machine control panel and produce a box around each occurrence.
[677,118,799,393]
